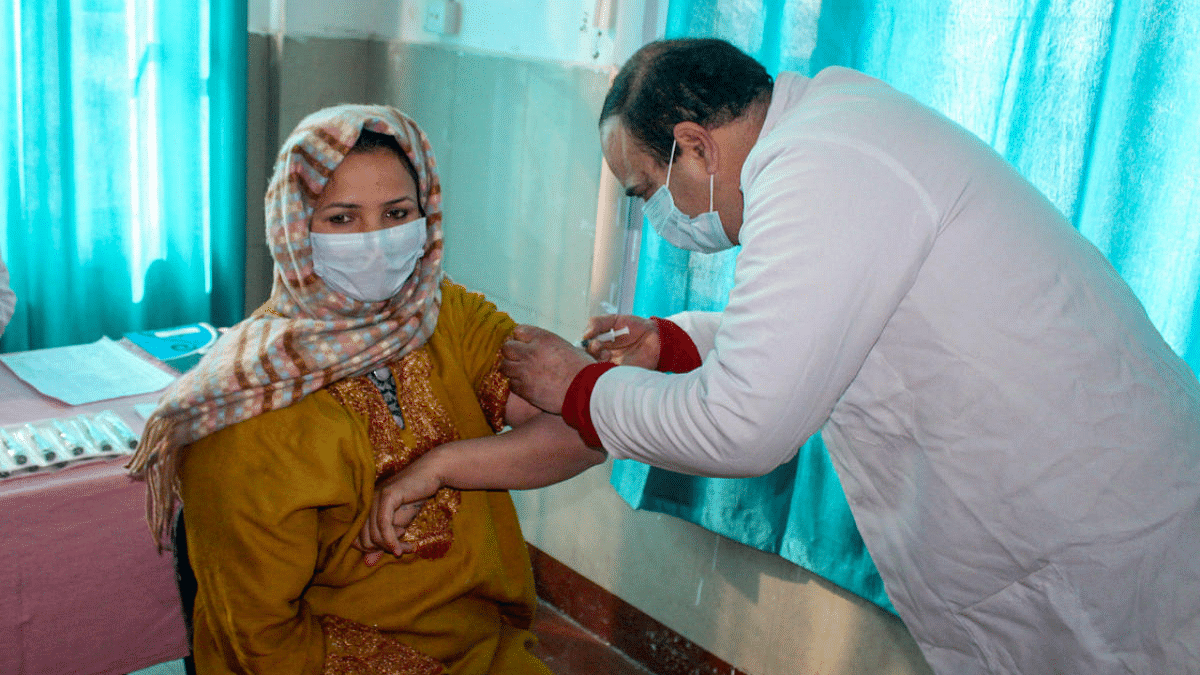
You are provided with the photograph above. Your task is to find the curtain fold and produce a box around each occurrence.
[1,0,246,353]
[613,0,1199,614]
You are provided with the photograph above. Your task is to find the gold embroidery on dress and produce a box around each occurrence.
[328,349,460,559]
[476,351,510,433]
[394,350,460,470]
[318,614,444,675]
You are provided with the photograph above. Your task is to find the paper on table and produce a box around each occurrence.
[0,337,176,406]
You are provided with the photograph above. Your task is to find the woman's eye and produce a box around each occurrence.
[327,213,351,225]
[387,209,410,220]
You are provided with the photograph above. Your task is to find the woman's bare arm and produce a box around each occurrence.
[358,398,604,558]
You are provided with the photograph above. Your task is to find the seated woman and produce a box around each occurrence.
[128,104,604,675]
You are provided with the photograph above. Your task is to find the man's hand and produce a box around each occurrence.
[500,325,594,414]
[581,315,660,369]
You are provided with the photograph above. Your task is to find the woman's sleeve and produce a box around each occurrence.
[438,281,518,432]
[592,137,939,477]
[180,393,408,674]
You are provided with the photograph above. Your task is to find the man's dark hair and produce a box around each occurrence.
[600,38,773,165]
[351,128,425,215]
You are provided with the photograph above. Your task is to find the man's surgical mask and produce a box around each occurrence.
[642,140,734,253]
[310,217,427,302]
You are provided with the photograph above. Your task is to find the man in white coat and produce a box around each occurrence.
[501,38,1200,674]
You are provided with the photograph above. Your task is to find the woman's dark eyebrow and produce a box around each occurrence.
[320,195,417,210]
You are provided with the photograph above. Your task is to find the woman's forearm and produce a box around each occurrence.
[429,412,605,491]
[365,412,606,557]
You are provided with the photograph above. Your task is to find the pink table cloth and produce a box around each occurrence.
[0,357,188,675]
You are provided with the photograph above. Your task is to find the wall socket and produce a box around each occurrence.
[424,0,461,35]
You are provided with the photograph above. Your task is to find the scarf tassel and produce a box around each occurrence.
[127,414,184,552]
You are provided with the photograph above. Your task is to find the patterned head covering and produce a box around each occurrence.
[128,105,445,549]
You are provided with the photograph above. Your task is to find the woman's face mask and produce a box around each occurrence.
[311,219,427,302]
[309,147,426,302]
[641,139,734,254]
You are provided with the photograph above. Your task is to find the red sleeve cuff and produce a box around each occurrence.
[651,317,702,373]
[562,362,617,448]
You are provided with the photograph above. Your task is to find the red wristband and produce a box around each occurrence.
[561,362,617,448]
[651,317,702,373]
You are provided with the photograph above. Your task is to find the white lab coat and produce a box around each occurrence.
[593,69,1200,674]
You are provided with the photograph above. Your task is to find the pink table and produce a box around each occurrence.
[0,355,188,675]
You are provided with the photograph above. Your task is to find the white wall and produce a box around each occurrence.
[248,0,664,66]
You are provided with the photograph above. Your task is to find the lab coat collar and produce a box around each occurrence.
[756,72,810,144]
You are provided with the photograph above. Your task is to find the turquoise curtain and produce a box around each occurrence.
[1,0,247,353]
[613,0,1200,614]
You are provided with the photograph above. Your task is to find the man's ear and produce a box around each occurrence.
[672,121,720,175]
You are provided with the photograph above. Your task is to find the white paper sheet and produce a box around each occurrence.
[0,337,176,405]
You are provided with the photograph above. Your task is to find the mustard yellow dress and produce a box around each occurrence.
[180,282,551,675]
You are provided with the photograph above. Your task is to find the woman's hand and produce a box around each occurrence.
[353,501,423,566]
[353,452,446,564]
[581,315,660,369]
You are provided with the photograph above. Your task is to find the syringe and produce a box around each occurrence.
[581,326,629,349]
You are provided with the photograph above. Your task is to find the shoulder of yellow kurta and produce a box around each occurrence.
[437,277,508,325]
[432,277,516,386]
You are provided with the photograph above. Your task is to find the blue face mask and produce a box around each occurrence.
[641,139,734,253]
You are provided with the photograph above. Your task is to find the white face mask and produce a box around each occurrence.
[642,139,734,253]
[310,217,427,302]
